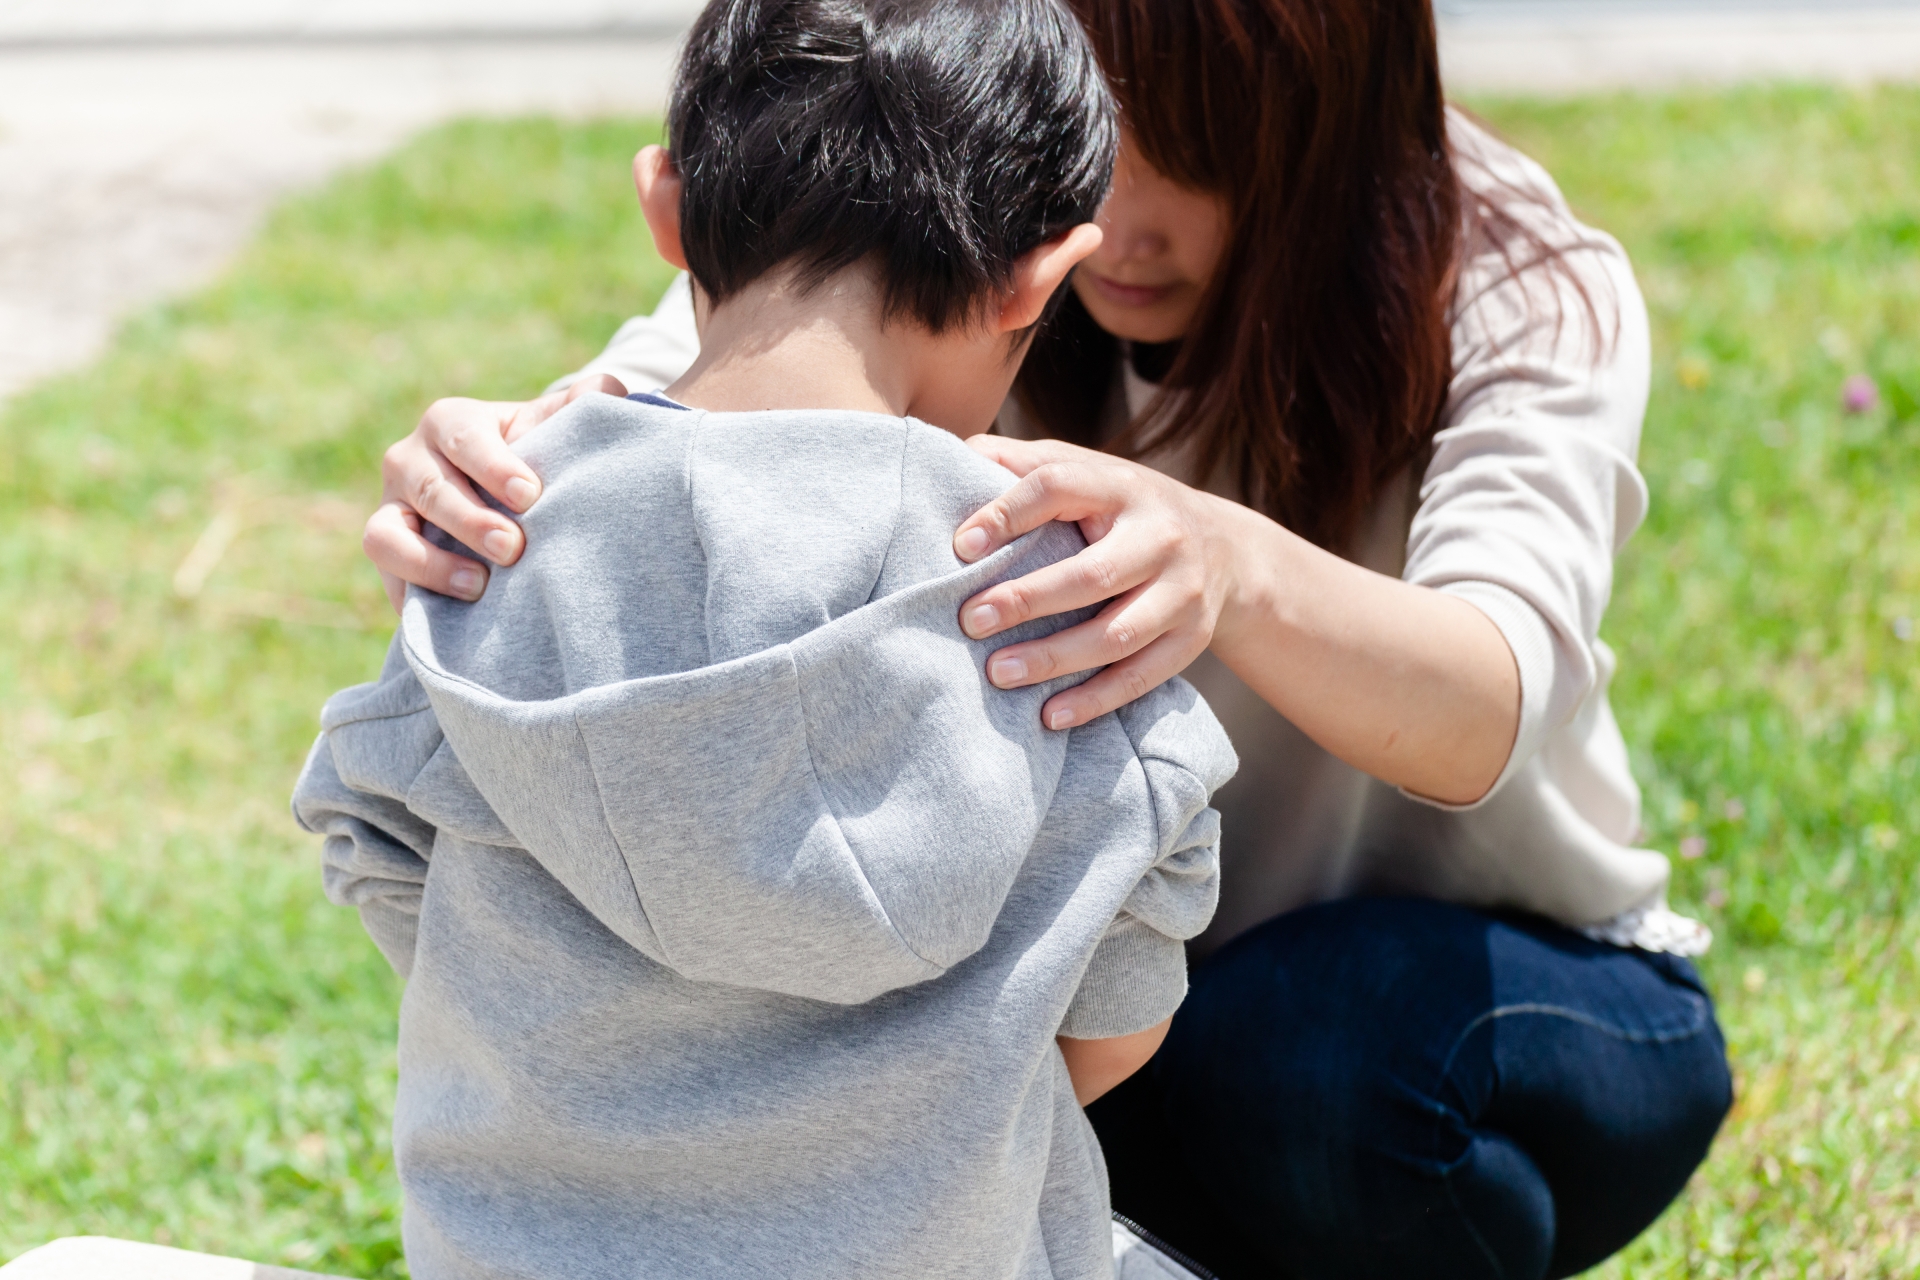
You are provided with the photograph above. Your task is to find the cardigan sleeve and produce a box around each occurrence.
[1402,111,1653,808]
[544,272,702,396]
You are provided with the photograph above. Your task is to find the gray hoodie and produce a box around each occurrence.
[292,395,1236,1280]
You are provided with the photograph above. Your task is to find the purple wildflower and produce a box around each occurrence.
[1842,374,1879,414]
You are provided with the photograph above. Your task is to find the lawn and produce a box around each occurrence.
[1,86,1916,1276]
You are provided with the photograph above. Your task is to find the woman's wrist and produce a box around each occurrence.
[1203,495,1303,666]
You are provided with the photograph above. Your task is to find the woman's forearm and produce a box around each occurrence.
[1211,498,1521,806]
[950,437,1519,802]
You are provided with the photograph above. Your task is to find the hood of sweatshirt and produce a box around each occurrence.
[318,395,1103,1005]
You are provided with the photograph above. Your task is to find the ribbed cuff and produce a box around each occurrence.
[1059,917,1188,1040]
[1410,580,1561,812]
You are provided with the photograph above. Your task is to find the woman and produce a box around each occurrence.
[363,1,1733,1276]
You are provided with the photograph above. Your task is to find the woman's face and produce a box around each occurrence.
[1072,133,1233,346]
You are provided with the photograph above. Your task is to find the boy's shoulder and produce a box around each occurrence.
[512,392,1025,603]
[879,417,1023,596]
[510,392,700,494]
[462,393,1047,675]
[516,391,1007,499]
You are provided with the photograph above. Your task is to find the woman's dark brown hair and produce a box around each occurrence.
[1015,0,1539,551]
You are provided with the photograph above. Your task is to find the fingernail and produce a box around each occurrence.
[482,529,518,562]
[1047,707,1077,731]
[964,604,1000,638]
[955,526,990,561]
[449,567,486,599]
[988,656,1027,687]
[504,476,540,511]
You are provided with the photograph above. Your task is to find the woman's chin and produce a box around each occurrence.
[1077,300,1191,345]
[1073,278,1196,346]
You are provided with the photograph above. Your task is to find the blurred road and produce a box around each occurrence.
[0,3,700,402]
[1,0,1918,404]
[1440,0,1920,91]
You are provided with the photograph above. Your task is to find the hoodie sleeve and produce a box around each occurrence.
[291,643,444,979]
[1059,679,1238,1040]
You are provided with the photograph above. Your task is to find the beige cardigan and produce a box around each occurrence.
[558,111,1706,956]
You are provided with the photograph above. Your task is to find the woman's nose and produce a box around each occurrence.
[1096,208,1170,263]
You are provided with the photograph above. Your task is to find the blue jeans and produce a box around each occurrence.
[1087,897,1732,1279]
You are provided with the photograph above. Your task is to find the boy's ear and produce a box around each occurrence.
[997,223,1104,334]
[634,145,690,272]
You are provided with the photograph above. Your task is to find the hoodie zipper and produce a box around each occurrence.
[1111,1211,1220,1280]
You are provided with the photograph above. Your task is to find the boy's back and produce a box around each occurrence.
[296,397,1235,1279]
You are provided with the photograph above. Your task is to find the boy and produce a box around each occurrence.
[293,1,1236,1276]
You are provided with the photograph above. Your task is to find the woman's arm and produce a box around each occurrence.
[957,200,1649,809]
[951,441,1519,806]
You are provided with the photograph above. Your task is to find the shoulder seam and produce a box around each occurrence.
[685,409,718,664]
[866,419,913,604]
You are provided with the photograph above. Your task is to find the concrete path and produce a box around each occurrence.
[1441,0,1920,93]
[2,1,1918,406]
[0,1,703,43]
[0,20,691,402]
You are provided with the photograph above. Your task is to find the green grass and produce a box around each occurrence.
[1474,86,1920,1277]
[0,117,678,1275]
[1,87,1916,1276]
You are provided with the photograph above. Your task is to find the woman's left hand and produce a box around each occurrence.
[952,435,1253,730]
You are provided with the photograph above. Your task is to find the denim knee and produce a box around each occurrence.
[1095,899,1732,1280]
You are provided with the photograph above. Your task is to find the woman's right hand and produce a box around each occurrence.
[363,374,627,610]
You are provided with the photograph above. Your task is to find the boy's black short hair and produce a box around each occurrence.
[669,0,1117,333]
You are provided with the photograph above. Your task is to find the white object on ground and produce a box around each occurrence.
[0,1237,339,1280]
[1113,1217,1210,1280]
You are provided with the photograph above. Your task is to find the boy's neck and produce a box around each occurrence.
[663,265,1001,437]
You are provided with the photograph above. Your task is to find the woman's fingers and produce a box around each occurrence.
[366,376,630,600]
[981,575,1196,686]
[951,443,1235,723]
[981,586,1149,687]
[415,375,626,513]
[414,397,546,514]
[953,455,1126,564]
[503,373,629,446]
[964,432,1093,478]
[1038,629,1207,730]
[382,432,527,566]
[959,534,1152,642]
[364,501,489,608]
[960,489,1187,641]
